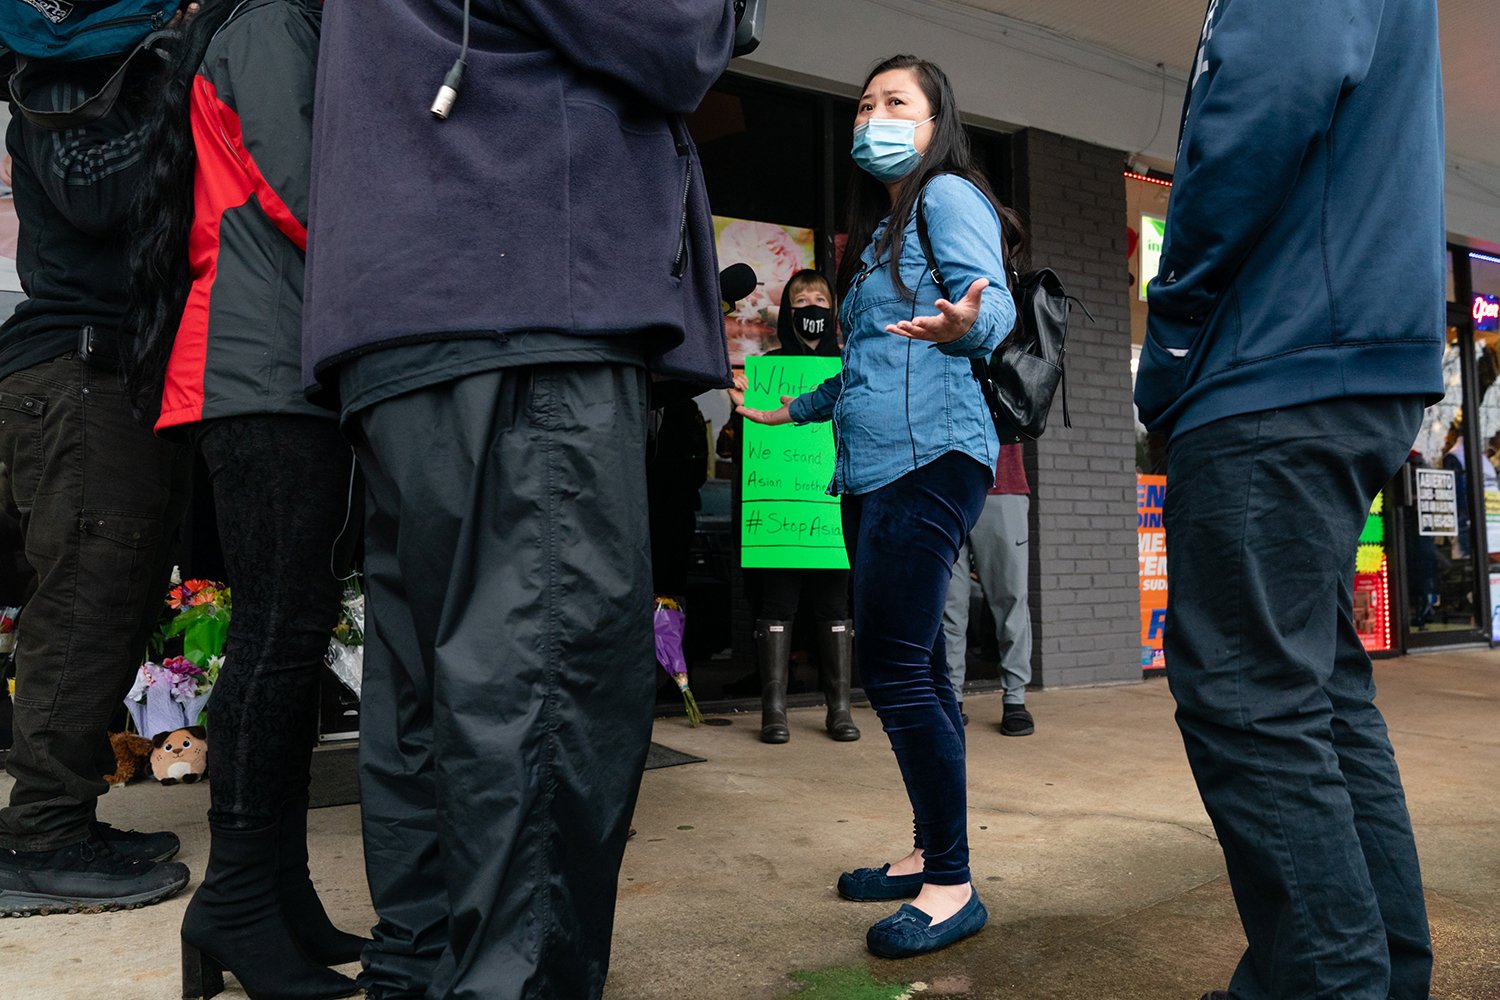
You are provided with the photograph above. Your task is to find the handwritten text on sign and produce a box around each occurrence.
[741,356,849,570]
[1416,467,1457,536]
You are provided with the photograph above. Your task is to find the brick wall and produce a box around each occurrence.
[1011,129,1141,689]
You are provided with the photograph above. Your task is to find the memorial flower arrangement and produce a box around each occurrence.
[124,577,230,739]
[653,596,703,726]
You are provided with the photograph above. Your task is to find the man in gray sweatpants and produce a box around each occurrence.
[942,443,1034,735]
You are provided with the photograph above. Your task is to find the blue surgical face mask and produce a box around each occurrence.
[851,115,935,182]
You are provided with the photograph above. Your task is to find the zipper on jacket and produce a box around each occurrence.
[671,159,691,278]
[76,12,166,36]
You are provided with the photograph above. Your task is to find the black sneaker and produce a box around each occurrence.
[1000,704,1035,737]
[90,821,180,863]
[0,838,190,917]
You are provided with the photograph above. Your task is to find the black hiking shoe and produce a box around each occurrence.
[0,837,189,917]
[90,821,180,863]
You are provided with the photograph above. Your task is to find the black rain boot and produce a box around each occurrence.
[755,619,792,744]
[817,619,861,742]
[180,823,358,1000]
[277,792,370,966]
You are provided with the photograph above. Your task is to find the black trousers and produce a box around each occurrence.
[195,415,352,828]
[1165,396,1432,1000]
[350,364,654,1000]
[750,567,849,622]
[0,355,189,851]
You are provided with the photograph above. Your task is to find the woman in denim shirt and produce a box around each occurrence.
[733,54,1026,958]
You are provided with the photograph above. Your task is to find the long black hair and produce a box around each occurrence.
[835,54,1029,304]
[121,0,236,422]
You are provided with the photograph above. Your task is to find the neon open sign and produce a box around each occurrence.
[1476,294,1500,332]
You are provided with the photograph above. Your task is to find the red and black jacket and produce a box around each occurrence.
[157,0,323,432]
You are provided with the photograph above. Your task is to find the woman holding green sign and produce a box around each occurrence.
[732,54,1025,959]
[740,269,860,746]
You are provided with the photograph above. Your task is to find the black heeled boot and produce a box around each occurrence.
[277,792,370,966]
[755,619,792,744]
[817,619,861,741]
[180,823,359,1000]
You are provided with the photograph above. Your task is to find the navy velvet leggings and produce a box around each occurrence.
[841,451,990,885]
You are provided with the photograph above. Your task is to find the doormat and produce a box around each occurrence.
[644,742,705,771]
[309,740,705,809]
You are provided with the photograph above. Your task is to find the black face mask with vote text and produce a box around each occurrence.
[792,305,832,344]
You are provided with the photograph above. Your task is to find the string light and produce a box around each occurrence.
[1124,171,1173,188]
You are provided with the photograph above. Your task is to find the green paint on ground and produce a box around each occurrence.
[780,966,914,1000]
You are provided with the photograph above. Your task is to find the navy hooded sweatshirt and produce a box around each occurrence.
[1135,0,1446,438]
[301,0,737,405]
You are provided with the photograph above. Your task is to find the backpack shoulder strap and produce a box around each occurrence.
[913,185,951,303]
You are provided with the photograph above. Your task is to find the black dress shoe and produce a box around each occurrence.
[91,821,180,863]
[1200,992,1230,1000]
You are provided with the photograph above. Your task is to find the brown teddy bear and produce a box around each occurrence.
[105,731,156,785]
[151,726,208,785]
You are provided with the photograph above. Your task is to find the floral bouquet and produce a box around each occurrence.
[124,655,219,738]
[125,576,229,739]
[0,605,18,658]
[653,597,703,726]
[324,583,365,698]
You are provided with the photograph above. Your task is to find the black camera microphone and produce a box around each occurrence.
[431,0,471,119]
[720,262,758,307]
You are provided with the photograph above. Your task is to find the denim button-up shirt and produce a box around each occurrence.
[788,174,1014,496]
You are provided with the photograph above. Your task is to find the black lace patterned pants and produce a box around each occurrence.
[195,414,353,829]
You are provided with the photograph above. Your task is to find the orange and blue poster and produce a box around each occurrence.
[1137,475,1167,671]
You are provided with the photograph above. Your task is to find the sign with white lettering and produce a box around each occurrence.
[1416,468,1458,536]
[740,356,848,570]
[1139,214,1166,302]
[1474,294,1499,333]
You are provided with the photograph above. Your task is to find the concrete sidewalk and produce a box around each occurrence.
[1,651,1496,999]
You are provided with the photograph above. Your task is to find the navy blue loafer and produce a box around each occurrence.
[837,864,924,901]
[866,890,988,958]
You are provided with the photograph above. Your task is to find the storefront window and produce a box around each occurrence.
[1466,253,1500,639]
[1126,172,1415,663]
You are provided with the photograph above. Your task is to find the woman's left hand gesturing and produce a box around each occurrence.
[885,277,989,344]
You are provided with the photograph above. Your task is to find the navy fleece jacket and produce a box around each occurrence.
[1135,0,1446,437]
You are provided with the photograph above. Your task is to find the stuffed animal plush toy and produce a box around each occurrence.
[106,731,156,785]
[151,726,208,785]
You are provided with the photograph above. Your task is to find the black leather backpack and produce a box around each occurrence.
[916,190,1092,444]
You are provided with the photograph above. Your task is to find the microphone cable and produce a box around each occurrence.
[430,0,471,119]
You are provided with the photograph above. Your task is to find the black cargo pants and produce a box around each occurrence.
[0,354,189,851]
[349,363,656,1000]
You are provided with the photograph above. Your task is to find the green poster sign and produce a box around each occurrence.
[1139,213,1166,302]
[740,355,849,570]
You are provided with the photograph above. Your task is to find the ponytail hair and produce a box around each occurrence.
[121,0,236,423]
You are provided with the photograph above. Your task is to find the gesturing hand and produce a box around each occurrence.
[885,277,989,344]
[728,384,795,426]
